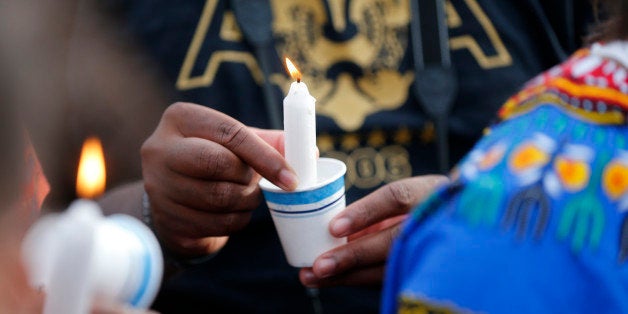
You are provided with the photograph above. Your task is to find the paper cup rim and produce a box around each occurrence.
[259,157,346,193]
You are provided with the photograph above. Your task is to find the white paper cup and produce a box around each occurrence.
[97,214,163,309]
[22,200,163,313]
[259,158,347,267]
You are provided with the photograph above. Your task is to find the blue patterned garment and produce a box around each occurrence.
[382,41,628,313]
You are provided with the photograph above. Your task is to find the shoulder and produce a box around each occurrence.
[498,44,628,126]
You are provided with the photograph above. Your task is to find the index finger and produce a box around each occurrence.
[329,175,449,237]
[166,102,298,191]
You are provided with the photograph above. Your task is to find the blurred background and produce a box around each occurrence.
[0,0,170,209]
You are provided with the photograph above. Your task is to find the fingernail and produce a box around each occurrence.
[301,270,317,286]
[278,169,298,190]
[315,258,336,278]
[330,217,351,237]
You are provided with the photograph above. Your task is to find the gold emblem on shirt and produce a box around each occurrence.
[176,0,512,132]
[269,0,413,131]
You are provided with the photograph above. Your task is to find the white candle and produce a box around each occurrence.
[284,58,317,189]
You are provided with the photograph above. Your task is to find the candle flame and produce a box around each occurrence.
[76,137,106,199]
[285,57,301,83]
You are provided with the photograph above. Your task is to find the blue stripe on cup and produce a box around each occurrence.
[270,193,345,215]
[129,244,151,307]
[108,215,162,309]
[262,175,344,205]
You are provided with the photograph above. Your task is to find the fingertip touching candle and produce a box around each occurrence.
[283,58,317,189]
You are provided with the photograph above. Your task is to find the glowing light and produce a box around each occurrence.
[285,57,302,82]
[76,137,106,199]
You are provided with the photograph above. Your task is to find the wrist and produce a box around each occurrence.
[141,191,218,270]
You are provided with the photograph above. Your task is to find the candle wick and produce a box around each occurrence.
[297,78,301,83]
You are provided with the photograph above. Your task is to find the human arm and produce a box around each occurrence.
[299,175,448,287]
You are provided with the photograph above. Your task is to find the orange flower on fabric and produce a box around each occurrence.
[510,143,549,172]
[603,161,628,200]
[554,157,590,192]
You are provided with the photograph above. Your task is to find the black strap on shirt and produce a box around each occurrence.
[410,0,458,173]
[530,0,569,62]
[231,0,282,129]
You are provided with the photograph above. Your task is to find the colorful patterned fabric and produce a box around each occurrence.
[383,41,628,313]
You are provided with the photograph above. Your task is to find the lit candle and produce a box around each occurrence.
[284,58,317,189]
[22,136,163,314]
[76,137,106,199]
